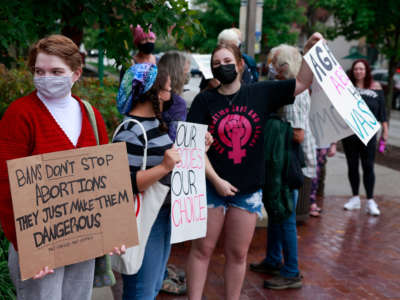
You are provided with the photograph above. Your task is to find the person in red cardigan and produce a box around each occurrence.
[0,35,124,300]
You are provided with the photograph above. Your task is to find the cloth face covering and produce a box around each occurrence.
[138,42,155,54]
[33,76,73,100]
[212,64,238,84]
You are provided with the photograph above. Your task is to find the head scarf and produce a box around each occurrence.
[133,24,156,47]
[116,63,158,114]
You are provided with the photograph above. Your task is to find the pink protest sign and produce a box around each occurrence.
[170,122,208,244]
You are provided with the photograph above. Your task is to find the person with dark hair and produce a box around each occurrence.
[186,33,323,299]
[0,34,125,300]
[342,59,388,216]
[113,63,181,299]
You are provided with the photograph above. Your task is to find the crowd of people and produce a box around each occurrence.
[0,23,388,300]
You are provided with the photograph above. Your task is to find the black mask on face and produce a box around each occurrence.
[212,64,238,85]
[138,42,155,54]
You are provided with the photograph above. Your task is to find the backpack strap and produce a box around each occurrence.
[112,118,148,171]
[82,100,99,145]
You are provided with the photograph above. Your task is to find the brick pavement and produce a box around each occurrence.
[158,195,400,300]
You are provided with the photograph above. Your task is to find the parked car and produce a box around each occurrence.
[189,55,202,77]
[371,69,400,110]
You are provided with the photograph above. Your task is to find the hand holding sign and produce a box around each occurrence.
[171,122,208,244]
[303,32,324,54]
[304,40,380,145]
[7,143,138,280]
[161,147,181,172]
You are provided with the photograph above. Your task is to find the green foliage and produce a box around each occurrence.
[0,64,34,118]
[186,0,306,53]
[0,230,15,300]
[262,0,306,50]
[184,0,240,53]
[72,77,122,139]
[0,64,121,138]
[314,0,400,113]
[0,0,200,68]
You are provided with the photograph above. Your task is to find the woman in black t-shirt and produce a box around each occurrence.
[342,59,388,216]
[186,33,323,299]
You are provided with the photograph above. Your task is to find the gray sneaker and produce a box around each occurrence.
[263,274,303,290]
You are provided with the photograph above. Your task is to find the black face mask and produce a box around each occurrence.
[212,64,238,85]
[138,42,154,54]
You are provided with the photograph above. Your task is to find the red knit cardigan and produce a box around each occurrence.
[0,92,109,251]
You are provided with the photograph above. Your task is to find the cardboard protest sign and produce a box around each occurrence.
[7,143,138,280]
[304,40,380,145]
[309,79,354,147]
[192,54,213,79]
[171,122,208,244]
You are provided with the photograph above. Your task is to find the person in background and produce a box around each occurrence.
[159,51,190,141]
[309,143,336,217]
[157,51,190,295]
[342,59,388,216]
[131,24,157,65]
[0,34,124,300]
[186,33,323,299]
[231,27,259,83]
[251,44,315,290]
[119,24,157,83]
[199,28,257,91]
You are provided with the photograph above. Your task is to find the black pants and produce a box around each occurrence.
[342,135,377,199]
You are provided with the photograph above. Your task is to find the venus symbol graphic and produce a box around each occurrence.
[218,114,252,164]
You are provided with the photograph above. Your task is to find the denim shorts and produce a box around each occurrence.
[206,183,264,218]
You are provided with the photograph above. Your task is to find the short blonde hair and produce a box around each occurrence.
[217,29,240,47]
[268,44,302,79]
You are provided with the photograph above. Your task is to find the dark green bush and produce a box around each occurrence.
[0,230,15,300]
[0,64,122,138]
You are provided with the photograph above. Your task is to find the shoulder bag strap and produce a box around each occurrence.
[112,118,148,170]
[82,100,99,145]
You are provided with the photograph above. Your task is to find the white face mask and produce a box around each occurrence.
[34,76,73,100]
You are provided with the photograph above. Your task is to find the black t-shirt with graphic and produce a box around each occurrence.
[357,88,387,123]
[187,79,296,194]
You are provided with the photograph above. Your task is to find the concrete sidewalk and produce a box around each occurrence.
[325,151,399,199]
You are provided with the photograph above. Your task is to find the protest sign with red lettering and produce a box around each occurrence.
[304,40,380,145]
[7,143,138,280]
[171,122,208,244]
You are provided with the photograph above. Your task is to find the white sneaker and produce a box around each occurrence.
[366,199,380,216]
[344,196,361,210]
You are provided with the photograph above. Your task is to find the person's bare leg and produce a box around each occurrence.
[187,207,225,300]
[223,207,257,300]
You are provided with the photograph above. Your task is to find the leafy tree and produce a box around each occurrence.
[184,0,240,53]
[315,0,400,116]
[187,0,306,55]
[261,0,306,52]
[0,0,200,67]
